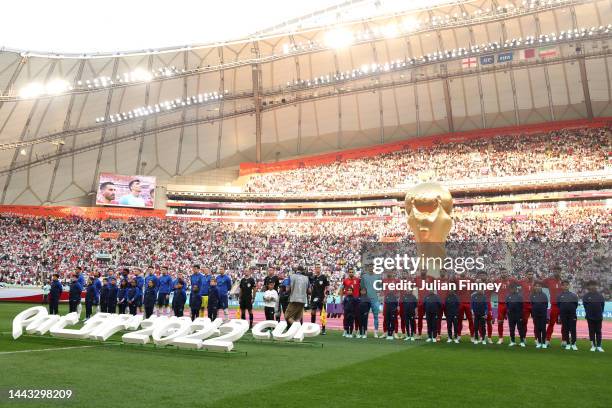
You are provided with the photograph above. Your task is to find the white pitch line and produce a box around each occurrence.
[0,345,96,355]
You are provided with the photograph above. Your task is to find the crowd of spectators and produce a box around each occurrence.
[0,206,609,298]
[244,127,611,193]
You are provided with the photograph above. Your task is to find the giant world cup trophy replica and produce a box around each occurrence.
[405,182,453,278]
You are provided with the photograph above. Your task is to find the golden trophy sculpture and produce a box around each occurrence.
[405,182,453,278]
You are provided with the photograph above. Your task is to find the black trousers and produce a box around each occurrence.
[118,303,127,314]
[474,315,486,340]
[345,313,355,334]
[107,303,116,314]
[173,306,183,317]
[587,319,602,347]
[426,313,438,339]
[446,315,459,338]
[264,307,275,321]
[405,315,416,336]
[359,312,368,335]
[145,305,154,319]
[385,307,397,336]
[508,316,526,342]
[85,300,93,319]
[190,308,199,321]
[560,314,577,345]
[100,302,108,313]
[208,308,218,321]
[533,314,547,344]
[128,303,138,315]
[69,299,79,313]
[49,300,59,315]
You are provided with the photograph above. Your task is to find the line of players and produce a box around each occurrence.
[44,264,332,334]
[339,267,606,352]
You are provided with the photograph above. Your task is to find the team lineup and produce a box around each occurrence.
[42,262,605,352]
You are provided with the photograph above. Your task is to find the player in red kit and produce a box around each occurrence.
[544,266,563,346]
[457,274,474,340]
[341,267,361,335]
[415,269,432,339]
[520,270,537,337]
[496,270,515,344]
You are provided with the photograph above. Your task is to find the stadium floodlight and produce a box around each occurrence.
[402,18,420,32]
[130,68,153,82]
[382,23,399,39]
[19,82,45,98]
[45,79,71,95]
[324,28,354,49]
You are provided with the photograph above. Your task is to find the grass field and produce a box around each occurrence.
[1,302,611,408]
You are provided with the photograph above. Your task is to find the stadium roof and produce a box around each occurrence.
[0,0,610,206]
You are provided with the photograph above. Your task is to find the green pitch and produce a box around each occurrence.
[1,303,610,408]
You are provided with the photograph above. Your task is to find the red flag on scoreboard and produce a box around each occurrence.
[521,48,536,59]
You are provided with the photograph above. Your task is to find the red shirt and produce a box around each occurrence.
[437,276,450,301]
[497,279,515,304]
[520,279,535,303]
[543,277,562,306]
[456,277,473,303]
[342,277,360,297]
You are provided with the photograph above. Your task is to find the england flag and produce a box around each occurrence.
[461,57,477,68]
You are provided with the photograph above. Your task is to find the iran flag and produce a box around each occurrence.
[538,47,558,58]
[461,57,477,68]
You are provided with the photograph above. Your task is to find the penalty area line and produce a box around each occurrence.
[0,345,97,355]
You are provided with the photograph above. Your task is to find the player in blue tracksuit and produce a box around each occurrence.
[157,267,174,315]
[505,284,525,346]
[582,280,605,352]
[471,290,488,344]
[445,290,460,343]
[134,270,145,313]
[530,281,549,348]
[172,280,187,317]
[190,265,203,296]
[144,267,158,292]
[357,287,371,338]
[200,269,212,315]
[84,277,96,319]
[190,284,202,320]
[126,280,142,316]
[401,291,418,340]
[384,291,399,340]
[423,291,442,342]
[75,266,86,287]
[207,278,220,321]
[107,278,118,313]
[117,280,128,314]
[556,280,579,350]
[48,274,63,315]
[68,274,83,314]
[216,268,232,321]
[93,273,102,312]
[342,288,357,337]
[143,279,157,319]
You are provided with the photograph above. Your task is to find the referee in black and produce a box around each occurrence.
[239,268,257,329]
[309,265,329,335]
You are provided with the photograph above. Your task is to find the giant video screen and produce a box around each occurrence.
[96,173,156,208]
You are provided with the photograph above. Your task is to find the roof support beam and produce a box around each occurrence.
[441,66,455,133]
[578,56,594,119]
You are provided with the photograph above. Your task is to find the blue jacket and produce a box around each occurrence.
[85,284,96,304]
[144,286,157,308]
[49,280,63,301]
[200,274,211,295]
[77,273,85,287]
[471,292,488,317]
[69,281,83,301]
[127,286,142,303]
[401,293,418,317]
[530,291,548,318]
[424,293,442,315]
[190,273,203,295]
[144,275,158,291]
[158,275,173,294]
[505,292,523,319]
[107,284,118,307]
[173,278,187,295]
[93,278,102,302]
[343,295,357,316]
[384,293,398,310]
[172,288,186,308]
[582,291,605,320]
[444,293,460,318]
[100,285,109,306]
[135,276,145,291]
[216,275,232,297]
[208,286,220,310]
[556,290,579,316]
[117,287,128,304]
[358,295,371,315]
[190,290,202,310]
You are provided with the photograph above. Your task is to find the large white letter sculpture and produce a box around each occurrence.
[12,307,321,352]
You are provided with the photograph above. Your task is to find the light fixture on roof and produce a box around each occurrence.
[324,28,354,49]
[130,68,153,82]
[19,82,45,98]
[382,23,399,39]
[45,79,71,95]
